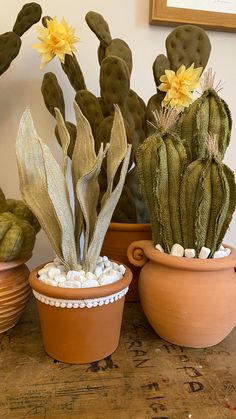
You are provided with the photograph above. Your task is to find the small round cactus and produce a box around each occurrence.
[0,189,40,261]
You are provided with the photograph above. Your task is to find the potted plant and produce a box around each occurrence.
[127,28,236,348]
[0,188,40,333]
[32,12,152,301]
[16,102,132,364]
[0,2,42,333]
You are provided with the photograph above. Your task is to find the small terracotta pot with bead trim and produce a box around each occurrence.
[29,263,132,364]
[127,240,236,348]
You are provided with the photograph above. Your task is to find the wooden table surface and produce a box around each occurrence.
[0,300,236,419]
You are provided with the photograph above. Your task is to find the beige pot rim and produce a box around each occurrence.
[127,240,236,272]
[29,262,132,300]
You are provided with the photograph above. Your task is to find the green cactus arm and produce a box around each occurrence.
[164,135,186,245]
[216,165,236,247]
[97,43,106,65]
[85,11,112,47]
[0,223,24,262]
[125,167,149,223]
[6,199,41,233]
[13,2,42,37]
[193,162,213,252]
[136,133,162,245]
[196,91,231,160]
[176,99,201,162]
[41,15,52,27]
[127,90,146,151]
[61,54,86,91]
[152,54,170,86]
[105,38,133,74]
[75,90,104,141]
[204,162,231,254]
[178,89,232,162]
[100,55,130,114]
[166,25,211,72]
[0,189,7,213]
[180,159,206,249]
[0,32,21,75]
[0,221,12,241]
[146,92,165,135]
[41,72,65,118]
[55,121,76,159]
[15,219,36,258]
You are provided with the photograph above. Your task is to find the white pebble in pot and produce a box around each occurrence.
[199,247,211,259]
[67,270,84,281]
[48,267,61,279]
[155,244,164,252]
[184,249,196,258]
[59,281,82,288]
[82,279,100,288]
[170,244,184,257]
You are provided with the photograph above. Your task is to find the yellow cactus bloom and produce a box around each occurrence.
[33,17,79,68]
[158,64,203,111]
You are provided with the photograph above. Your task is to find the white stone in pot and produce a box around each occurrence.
[155,244,164,253]
[184,249,196,258]
[170,244,184,257]
[198,247,211,259]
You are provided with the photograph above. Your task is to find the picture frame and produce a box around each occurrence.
[149,0,236,32]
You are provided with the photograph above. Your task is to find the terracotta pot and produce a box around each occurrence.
[101,222,151,301]
[29,264,132,364]
[127,240,236,348]
[0,256,31,333]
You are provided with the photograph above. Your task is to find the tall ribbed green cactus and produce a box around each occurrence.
[177,70,232,162]
[0,189,40,261]
[137,101,236,256]
[137,109,187,250]
[180,135,236,256]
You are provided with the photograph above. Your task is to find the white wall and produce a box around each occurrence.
[0,0,236,269]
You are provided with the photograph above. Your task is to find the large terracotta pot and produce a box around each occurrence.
[101,222,151,301]
[127,240,236,348]
[0,256,31,333]
[29,264,132,364]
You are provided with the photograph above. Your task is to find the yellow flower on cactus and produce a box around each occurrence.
[158,64,203,110]
[33,17,79,68]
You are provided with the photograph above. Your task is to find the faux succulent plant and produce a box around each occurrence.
[16,104,131,272]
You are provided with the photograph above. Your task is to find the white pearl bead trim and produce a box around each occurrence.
[33,286,129,308]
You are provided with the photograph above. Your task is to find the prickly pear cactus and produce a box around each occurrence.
[40,10,149,223]
[146,25,211,133]
[0,2,42,75]
[180,135,236,256]
[0,189,40,261]
[177,69,232,162]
